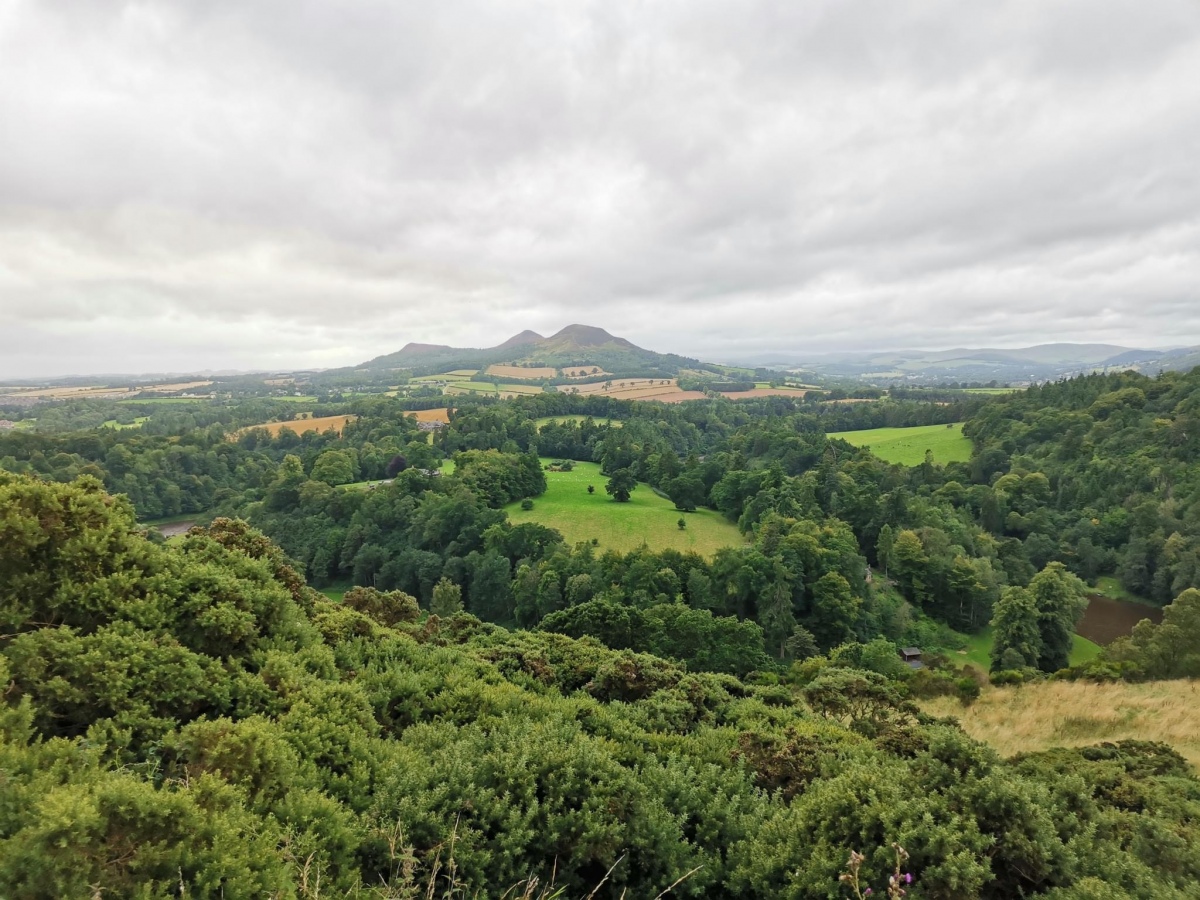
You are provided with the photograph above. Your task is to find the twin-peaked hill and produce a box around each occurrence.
[358,324,705,378]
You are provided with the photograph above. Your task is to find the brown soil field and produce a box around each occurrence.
[485,365,556,379]
[921,679,1200,769]
[251,415,357,437]
[405,408,451,424]
[719,388,810,400]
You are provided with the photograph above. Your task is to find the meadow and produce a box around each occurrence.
[505,459,745,556]
[444,381,544,396]
[922,679,1200,769]
[830,422,973,465]
[957,625,1101,671]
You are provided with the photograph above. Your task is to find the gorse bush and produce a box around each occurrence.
[3,472,1200,897]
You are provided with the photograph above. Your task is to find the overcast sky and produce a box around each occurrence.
[2,0,1199,377]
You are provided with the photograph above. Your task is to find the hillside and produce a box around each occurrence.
[753,342,1200,383]
[357,324,705,377]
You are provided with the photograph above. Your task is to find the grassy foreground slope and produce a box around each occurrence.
[505,459,745,556]
[922,679,1200,769]
[831,422,973,465]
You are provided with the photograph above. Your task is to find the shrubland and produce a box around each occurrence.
[5,472,1200,898]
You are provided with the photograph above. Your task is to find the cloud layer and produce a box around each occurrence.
[2,0,1199,376]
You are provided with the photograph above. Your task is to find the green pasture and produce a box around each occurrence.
[958,625,1101,671]
[830,422,973,466]
[102,417,149,430]
[962,387,1020,395]
[505,459,745,557]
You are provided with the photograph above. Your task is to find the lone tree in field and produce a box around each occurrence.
[587,484,595,494]
[605,467,636,503]
[677,517,686,530]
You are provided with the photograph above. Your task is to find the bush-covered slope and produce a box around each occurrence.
[4,472,1200,898]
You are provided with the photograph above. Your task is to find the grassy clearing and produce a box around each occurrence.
[504,459,745,557]
[534,416,621,430]
[921,679,1200,769]
[1091,575,1156,606]
[955,625,1101,671]
[830,422,973,466]
[102,417,149,430]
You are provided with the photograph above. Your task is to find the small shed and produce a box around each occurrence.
[900,647,924,670]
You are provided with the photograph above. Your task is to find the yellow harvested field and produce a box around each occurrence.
[446,370,478,377]
[0,385,135,399]
[558,378,707,403]
[142,380,212,392]
[484,365,556,379]
[563,366,610,378]
[719,388,810,400]
[921,679,1200,769]
[405,408,451,423]
[250,415,357,437]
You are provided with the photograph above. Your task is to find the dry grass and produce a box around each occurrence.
[0,385,134,399]
[485,365,556,379]
[921,679,1200,769]
[405,408,451,424]
[248,415,357,437]
[563,366,610,378]
[719,388,810,400]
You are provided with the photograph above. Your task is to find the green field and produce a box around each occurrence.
[534,415,621,430]
[445,381,544,395]
[102,417,149,430]
[959,625,1101,671]
[118,397,210,404]
[963,387,1020,395]
[505,459,745,557]
[830,422,973,466]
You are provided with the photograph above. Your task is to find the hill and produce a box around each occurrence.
[357,324,705,377]
[750,342,1200,383]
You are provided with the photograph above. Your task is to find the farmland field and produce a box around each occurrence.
[405,407,451,424]
[245,414,357,437]
[484,365,556,379]
[830,422,973,465]
[719,387,810,400]
[444,381,544,396]
[411,373,472,383]
[962,387,1020,394]
[921,679,1200,769]
[504,459,745,556]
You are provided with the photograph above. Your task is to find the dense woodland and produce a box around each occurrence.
[5,369,1200,895]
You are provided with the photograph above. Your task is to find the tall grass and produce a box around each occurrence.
[922,679,1200,768]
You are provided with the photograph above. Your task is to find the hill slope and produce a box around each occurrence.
[359,324,704,377]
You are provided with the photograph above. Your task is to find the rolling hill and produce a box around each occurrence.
[358,324,705,378]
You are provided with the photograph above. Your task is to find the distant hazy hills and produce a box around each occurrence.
[358,324,702,376]
[355,325,1200,383]
[767,343,1200,382]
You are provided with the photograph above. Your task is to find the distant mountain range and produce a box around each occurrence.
[354,325,1200,384]
[358,324,704,377]
[760,344,1200,383]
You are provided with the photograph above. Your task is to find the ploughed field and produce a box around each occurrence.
[505,459,745,556]
[829,422,973,465]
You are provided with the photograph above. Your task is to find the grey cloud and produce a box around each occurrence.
[1,0,1199,377]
